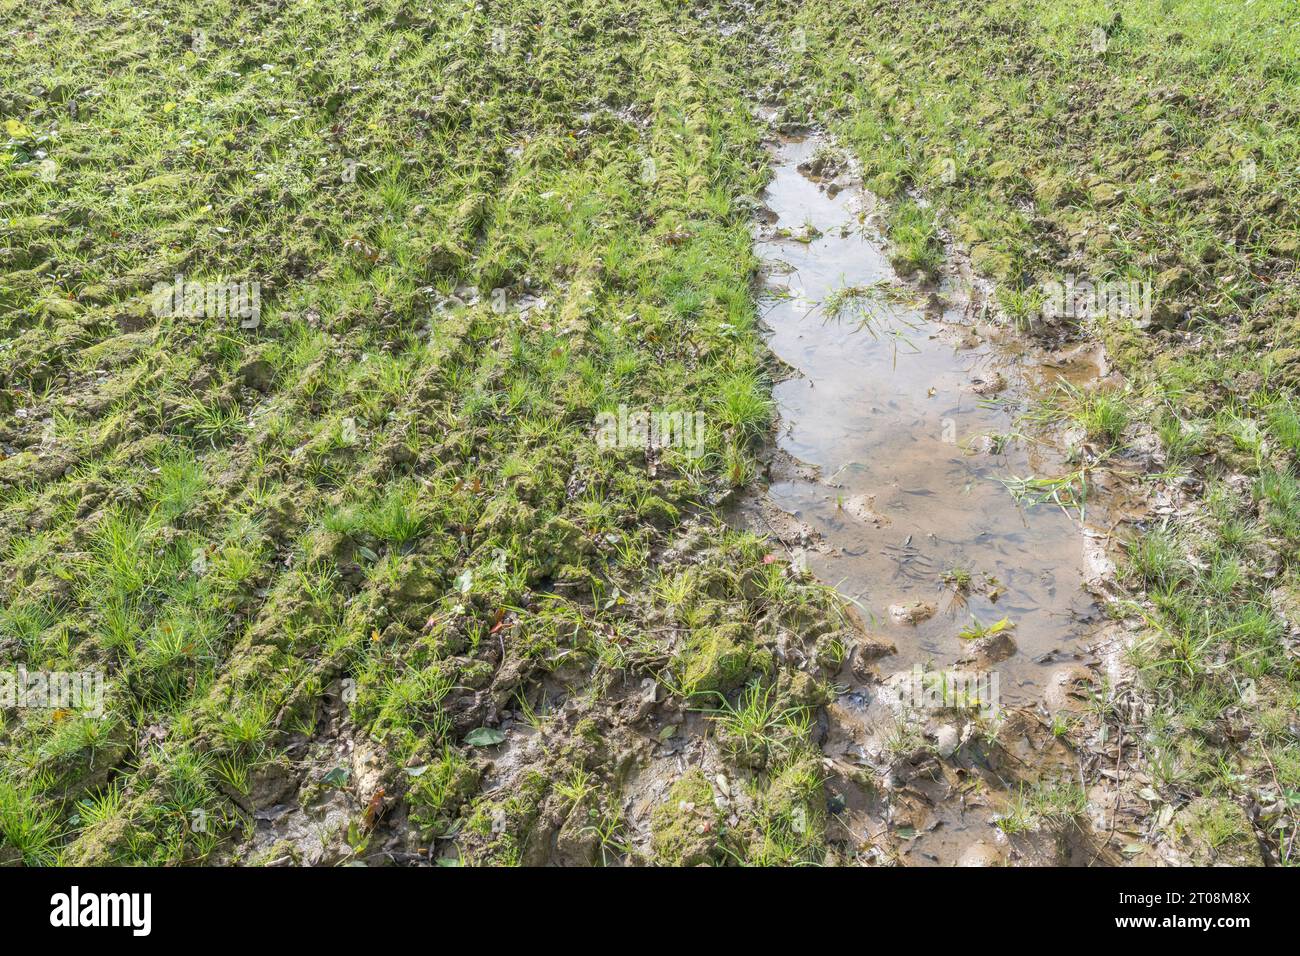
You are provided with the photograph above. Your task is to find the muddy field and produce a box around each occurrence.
[1,0,1296,867]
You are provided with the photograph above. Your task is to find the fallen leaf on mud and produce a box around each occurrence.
[322,767,350,788]
[363,788,386,830]
[465,727,506,747]
[346,820,364,849]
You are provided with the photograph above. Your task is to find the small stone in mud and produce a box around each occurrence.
[850,635,898,681]
[889,600,936,625]
[841,493,891,527]
[237,358,277,393]
[957,841,1007,867]
[826,174,854,197]
[797,153,838,178]
[1044,664,1095,715]
[963,631,1017,666]
[970,371,1007,396]
[931,724,960,758]
[854,634,897,662]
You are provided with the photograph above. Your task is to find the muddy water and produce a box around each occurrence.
[744,134,1128,701]
[736,133,1143,864]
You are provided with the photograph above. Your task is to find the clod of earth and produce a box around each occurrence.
[888,600,937,625]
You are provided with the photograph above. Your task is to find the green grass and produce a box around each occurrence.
[996,780,1088,836]
[1123,525,1187,590]
[0,778,63,865]
[0,0,856,867]
[1024,382,1131,447]
[996,467,1092,520]
[710,681,813,770]
[957,615,1014,642]
[886,199,944,278]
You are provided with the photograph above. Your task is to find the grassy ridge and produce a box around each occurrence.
[0,0,842,865]
[756,0,1300,860]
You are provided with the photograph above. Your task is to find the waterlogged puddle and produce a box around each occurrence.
[745,134,1133,696]
[736,133,1145,864]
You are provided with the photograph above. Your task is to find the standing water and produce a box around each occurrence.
[734,132,1140,863]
